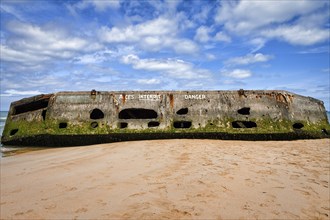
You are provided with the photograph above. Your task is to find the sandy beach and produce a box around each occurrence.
[1,139,329,219]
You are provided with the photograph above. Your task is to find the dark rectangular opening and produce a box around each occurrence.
[173,121,192,129]
[10,129,18,136]
[119,108,158,119]
[237,107,250,115]
[176,108,188,115]
[292,123,304,129]
[232,121,257,128]
[59,122,68,129]
[14,98,49,115]
[91,121,98,128]
[148,121,160,127]
[119,122,128,129]
[42,110,47,121]
[90,108,104,119]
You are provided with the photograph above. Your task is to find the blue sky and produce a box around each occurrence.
[0,0,329,111]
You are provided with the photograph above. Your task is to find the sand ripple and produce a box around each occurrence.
[1,139,329,219]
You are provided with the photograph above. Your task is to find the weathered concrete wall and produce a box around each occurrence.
[1,90,329,146]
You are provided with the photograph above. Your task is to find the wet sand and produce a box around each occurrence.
[1,139,329,219]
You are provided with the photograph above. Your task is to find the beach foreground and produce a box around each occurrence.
[1,139,329,219]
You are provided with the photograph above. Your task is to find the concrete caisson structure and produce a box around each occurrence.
[1,90,329,146]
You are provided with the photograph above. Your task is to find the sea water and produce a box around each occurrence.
[0,111,7,134]
[0,111,48,157]
[0,111,9,157]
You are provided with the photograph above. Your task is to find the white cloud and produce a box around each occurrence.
[222,79,245,85]
[73,53,106,64]
[171,39,198,54]
[0,44,49,63]
[194,26,231,44]
[2,21,102,66]
[193,4,212,23]
[221,69,252,79]
[0,3,25,20]
[2,89,42,97]
[122,54,186,72]
[249,38,266,53]
[214,31,231,43]
[73,49,116,64]
[7,21,95,51]
[69,0,120,13]
[98,17,198,54]
[225,53,273,66]
[137,79,161,85]
[91,76,114,83]
[261,25,329,46]
[23,74,68,88]
[215,0,329,46]
[298,46,329,54]
[206,53,216,60]
[121,54,211,79]
[99,17,176,43]
[91,0,120,11]
[194,26,212,43]
[215,0,324,34]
